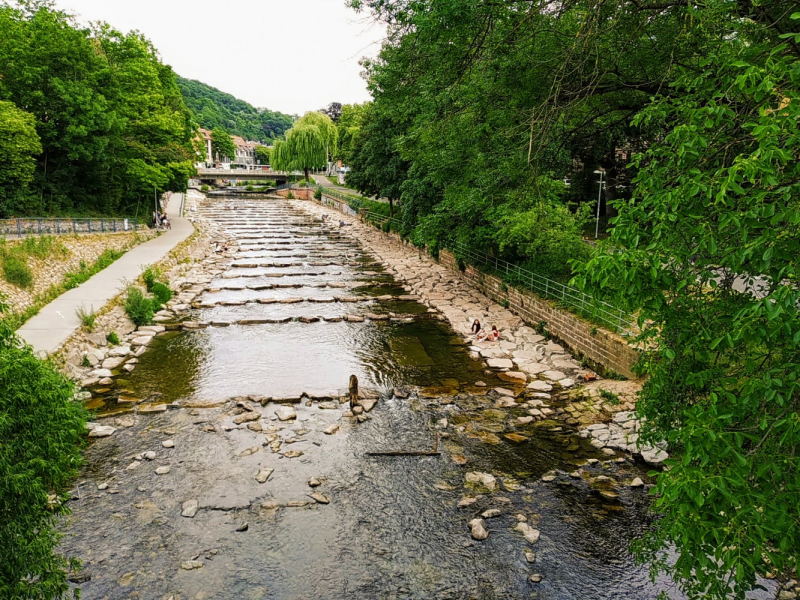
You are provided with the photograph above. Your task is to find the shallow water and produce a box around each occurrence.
[62,197,775,600]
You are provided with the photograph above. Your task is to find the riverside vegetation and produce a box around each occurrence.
[332,1,799,598]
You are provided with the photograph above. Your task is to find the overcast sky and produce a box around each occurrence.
[55,0,385,115]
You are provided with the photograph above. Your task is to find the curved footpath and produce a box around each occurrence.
[17,195,194,356]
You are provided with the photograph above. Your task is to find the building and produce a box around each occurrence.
[194,128,265,170]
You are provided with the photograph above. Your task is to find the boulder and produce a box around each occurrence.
[255,468,274,483]
[514,522,540,544]
[469,518,489,540]
[275,406,297,421]
[465,471,497,491]
[486,358,514,369]
[233,411,261,425]
[88,425,116,438]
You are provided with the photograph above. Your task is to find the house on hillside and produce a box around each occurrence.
[194,129,265,169]
[231,136,257,168]
[195,128,214,168]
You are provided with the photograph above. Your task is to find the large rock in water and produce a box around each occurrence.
[465,471,497,491]
[469,518,489,540]
[514,522,540,544]
[88,425,116,438]
[275,406,296,421]
[233,411,260,425]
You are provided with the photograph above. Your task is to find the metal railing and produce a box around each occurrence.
[0,217,141,238]
[449,241,636,334]
[355,209,635,334]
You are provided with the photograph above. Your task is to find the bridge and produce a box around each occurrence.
[196,168,289,185]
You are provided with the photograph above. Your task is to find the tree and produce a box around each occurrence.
[272,112,337,180]
[346,104,408,217]
[211,128,236,164]
[334,102,369,165]
[254,145,271,166]
[320,101,342,123]
[0,101,42,217]
[0,296,87,598]
[576,5,800,598]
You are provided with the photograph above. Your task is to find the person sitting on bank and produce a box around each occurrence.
[471,319,482,338]
[489,325,500,341]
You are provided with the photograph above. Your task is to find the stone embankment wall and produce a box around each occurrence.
[1,230,156,313]
[437,250,639,378]
[275,188,314,200]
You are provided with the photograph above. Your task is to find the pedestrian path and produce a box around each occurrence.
[18,194,194,355]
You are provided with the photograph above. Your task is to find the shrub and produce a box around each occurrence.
[106,331,120,345]
[314,186,322,200]
[151,281,173,306]
[81,354,91,368]
[200,184,209,192]
[75,306,96,331]
[124,287,155,326]
[287,191,295,199]
[246,185,254,191]
[500,299,510,309]
[2,255,33,288]
[0,310,87,598]
[142,266,162,292]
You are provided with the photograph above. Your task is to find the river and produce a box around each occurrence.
[61,196,774,600]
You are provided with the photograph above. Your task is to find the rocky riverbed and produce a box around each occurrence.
[55,194,780,600]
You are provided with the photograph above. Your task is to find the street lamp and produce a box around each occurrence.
[593,169,605,240]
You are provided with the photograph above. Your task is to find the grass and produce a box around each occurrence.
[75,306,97,331]
[599,388,621,405]
[2,248,129,331]
[106,331,120,345]
[0,236,70,289]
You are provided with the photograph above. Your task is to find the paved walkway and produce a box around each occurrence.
[313,174,388,204]
[18,194,194,356]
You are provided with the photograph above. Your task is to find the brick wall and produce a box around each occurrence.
[439,249,639,378]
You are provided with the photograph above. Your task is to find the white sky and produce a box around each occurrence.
[55,0,385,115]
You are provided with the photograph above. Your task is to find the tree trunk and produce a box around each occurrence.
[304,167,309,183]
[389,197,394,217]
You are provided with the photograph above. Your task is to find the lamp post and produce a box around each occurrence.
[593,169,605,240]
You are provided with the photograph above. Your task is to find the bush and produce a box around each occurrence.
[287,191,295,199]
[106,331,120,345]
[0,311,87,598]
[314,186,322,200]
[141,266,162,292]
[2,255,33,288]
[151,281,173,306]
[200,184,209,192]
[124,287,155,326]
[246,185,254,191]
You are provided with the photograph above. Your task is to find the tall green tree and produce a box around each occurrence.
[0,1,196,216]
[210,128,236,164]
[334,102,369,165]
[576,4,800,598]
[346,103,408,217]
[0,101,42,216]
[272,112,336,180]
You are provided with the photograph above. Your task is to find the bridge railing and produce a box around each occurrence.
[0,217,141,238]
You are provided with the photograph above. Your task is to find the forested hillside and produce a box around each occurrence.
[177,77,294,143]
[0,2,196,218]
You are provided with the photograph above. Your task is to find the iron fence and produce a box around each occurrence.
[0,217,141,238]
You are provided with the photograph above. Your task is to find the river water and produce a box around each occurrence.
[61,197,774,600]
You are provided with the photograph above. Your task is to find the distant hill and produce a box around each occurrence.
[177,77,294,143]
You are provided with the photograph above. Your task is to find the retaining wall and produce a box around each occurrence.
[438,249,639,378]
